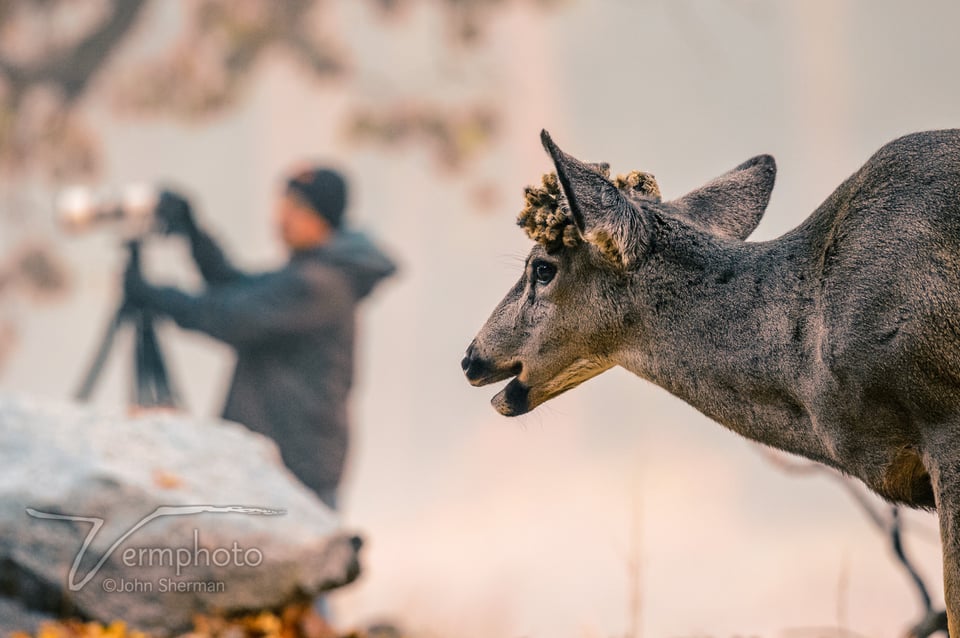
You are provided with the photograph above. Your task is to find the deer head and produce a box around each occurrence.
[462,130,776,416]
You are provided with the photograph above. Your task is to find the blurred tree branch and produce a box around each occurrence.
[346,103,498,171]
[0,0,565,184]
[109,0,346,118]
[0,0,148,104]
[762,450,949,638]
[371,0,567,43]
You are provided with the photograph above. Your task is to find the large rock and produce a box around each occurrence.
[0,596,54,635]
[0,395,361,635]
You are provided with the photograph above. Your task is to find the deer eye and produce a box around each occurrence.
[533,260,557,285]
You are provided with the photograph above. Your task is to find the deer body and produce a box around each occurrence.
[623,131,960,507]
[463,129,960,628]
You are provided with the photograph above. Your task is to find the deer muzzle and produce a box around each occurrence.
[461,340,522,387]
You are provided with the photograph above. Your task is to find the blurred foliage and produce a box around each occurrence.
[2,243,70,296]
[0,0,568,371]
[0,0,146,180]
[10,604,407,638]
[0,242,70,372]
[10,620,147,638]
[370,0,566,43]
[0,0,567,184]
[109,0,343,120]
[347,103,498,171]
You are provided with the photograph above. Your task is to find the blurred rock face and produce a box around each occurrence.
[0,396,362,634]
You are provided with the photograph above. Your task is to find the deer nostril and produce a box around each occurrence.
[462,340,479,372]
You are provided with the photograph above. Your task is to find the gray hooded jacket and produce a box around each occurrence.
[144,228,396,495]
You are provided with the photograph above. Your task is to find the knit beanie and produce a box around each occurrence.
[286,167,347,229]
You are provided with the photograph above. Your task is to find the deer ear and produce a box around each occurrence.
[670,154,776,240]
[540,130,649,268]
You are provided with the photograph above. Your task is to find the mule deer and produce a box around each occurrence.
[462,129,960,629]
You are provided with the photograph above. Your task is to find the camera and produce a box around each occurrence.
[57,182,182,409]
[56,183,160,236]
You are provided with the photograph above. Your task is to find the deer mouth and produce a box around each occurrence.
[491,377,531,416]
[491,357,615,417]
[463,355,522,387]
[461,353,532,416]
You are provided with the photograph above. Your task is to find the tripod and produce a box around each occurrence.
[75,240,182,409]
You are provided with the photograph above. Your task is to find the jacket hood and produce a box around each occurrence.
[309,230,397,299]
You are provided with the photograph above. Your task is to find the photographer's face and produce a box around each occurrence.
[275,193,331,251]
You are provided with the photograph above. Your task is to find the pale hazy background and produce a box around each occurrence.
[2,1,960,636]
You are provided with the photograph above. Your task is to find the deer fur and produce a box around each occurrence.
[462,129,960,630]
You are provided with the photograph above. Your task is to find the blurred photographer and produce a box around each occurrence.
[124,167,396,510]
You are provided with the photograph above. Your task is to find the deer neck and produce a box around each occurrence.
[617,229,830,462]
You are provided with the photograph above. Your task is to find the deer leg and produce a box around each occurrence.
[925,444,960,636]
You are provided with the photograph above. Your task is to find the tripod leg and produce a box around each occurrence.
[127,241,171,409]
[133,308,155,408]
[139,311,180,408]
[75,304,127,401]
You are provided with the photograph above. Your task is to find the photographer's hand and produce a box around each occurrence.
[152,187,246,285]
[155,190,198,237]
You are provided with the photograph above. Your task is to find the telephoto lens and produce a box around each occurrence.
[56,186,102,233]
[56,183,159,236]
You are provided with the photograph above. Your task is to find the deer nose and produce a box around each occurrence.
[461,340,481,374]
[461,341,491,384]
[461,341,473,372]
[463,357,493,385]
